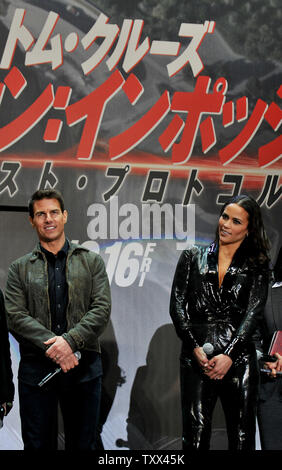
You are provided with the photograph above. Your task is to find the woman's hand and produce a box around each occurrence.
[204,354,233,380]
[193,347,213,371]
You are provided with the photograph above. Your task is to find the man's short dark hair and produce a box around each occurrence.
[28,189,65,218]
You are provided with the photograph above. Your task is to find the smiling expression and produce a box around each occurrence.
[218,203,249,247]
[29,198,68,247]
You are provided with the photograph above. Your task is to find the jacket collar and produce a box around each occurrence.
[30,239,89,262]
[207,240,247,273]
[207,241,218,272]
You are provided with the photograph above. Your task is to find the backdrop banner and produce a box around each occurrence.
[0,0,281,450]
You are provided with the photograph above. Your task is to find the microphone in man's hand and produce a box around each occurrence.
[260,368,282,375]
[38,351,81,387]
[203,342,214,358]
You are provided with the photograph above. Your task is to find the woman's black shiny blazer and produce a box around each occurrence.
[170,241,269,363]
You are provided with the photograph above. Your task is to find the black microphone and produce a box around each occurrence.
[260,368,282,376]
[256,350,277,363]
[203,342,214,358]
[38,351,81,387]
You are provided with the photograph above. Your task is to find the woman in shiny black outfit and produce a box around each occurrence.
[170,195,270,450]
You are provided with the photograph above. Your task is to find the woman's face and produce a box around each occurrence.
[218,203,249,246]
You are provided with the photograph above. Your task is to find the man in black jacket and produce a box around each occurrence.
[0,288,14,426]
[257,247,282,450]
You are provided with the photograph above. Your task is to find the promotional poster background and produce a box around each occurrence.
[0,0,281,450]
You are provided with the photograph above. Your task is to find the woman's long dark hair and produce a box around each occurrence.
[215,194,270,266]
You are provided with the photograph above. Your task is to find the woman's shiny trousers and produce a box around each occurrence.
[180,354,259,450]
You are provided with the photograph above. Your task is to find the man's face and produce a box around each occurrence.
[29,198,67,244]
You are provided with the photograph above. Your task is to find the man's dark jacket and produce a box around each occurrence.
[0,289,14,403]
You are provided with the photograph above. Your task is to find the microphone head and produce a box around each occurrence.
[74,351,81,360]
[203,342,214,355]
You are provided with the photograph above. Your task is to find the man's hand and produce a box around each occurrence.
[44,336,79,373]
[1,403,6,416]
[264,352,282,378]
[0,402,12,417]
